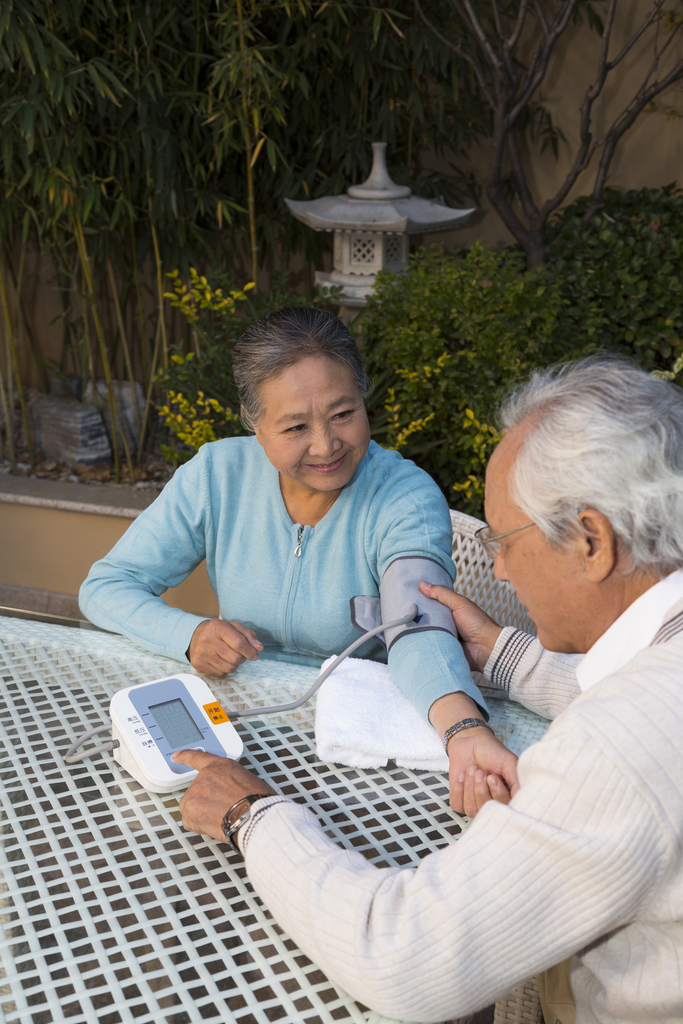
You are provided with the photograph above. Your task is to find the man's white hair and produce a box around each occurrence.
[499,357,683,577]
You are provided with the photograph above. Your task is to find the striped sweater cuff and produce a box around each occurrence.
[484,627,537,692]
[238,796,292,854]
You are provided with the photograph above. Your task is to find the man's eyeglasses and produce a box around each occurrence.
[474,522,536,560]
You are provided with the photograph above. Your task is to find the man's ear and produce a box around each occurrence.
[578,509,618,583]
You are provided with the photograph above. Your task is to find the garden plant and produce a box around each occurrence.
[159,185,683,518]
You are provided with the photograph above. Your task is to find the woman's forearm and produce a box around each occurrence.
[387,629,487,722]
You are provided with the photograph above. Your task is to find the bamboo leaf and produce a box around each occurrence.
[250,135,266,167]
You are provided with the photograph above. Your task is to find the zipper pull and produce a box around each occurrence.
[294,525,304,558]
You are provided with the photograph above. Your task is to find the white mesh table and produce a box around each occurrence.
[0,616,549,1024]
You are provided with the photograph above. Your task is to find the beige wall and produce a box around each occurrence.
[419,0,683,254]
[0,502,219,618]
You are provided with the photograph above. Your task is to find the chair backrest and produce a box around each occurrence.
[449,509,536,636]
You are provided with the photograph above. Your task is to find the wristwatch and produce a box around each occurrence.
[221,793,271,850]
[442,717,492,753]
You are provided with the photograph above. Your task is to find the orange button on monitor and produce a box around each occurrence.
[203,701,230,724]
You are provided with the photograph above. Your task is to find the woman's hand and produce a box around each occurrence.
[419,582,503,673]
[173,750,275,841]
[428,691,519,813]
[445,724,518,814]
[453,764,512,818]
[188,619,264,676]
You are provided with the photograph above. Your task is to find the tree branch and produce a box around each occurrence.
[530,0,550,36]
[506,0,530,50]
[502,0,529,83]
[460,0,505,76]
[486,175,537,255]
[533,0,617,216]
[588,40,683,213]
[508,0,580,123]
[507,127,541,224]
[593,0,619,86]
[606,0,666,71]
[490,0,504,43]
[414,0,495,106]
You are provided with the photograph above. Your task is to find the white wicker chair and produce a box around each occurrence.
[450,509,544,1024]
[449,509,536,636]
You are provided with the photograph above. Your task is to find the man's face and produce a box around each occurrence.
[484,424,597,654]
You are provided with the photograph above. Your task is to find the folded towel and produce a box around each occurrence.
[314,655,449,771]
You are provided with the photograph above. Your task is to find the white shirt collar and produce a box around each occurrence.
[576,568,683,692]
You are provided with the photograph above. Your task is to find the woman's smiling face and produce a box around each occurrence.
[254,355,371,495]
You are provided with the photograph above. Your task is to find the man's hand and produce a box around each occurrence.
[452,764,512,818]
[419,582,503,672]
[173,750,275,841]
[445,725,518,815]
[189,618,264,676]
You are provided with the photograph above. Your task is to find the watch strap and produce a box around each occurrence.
[222,793,270,850]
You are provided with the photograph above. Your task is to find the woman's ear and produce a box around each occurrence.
[578,509,618,583]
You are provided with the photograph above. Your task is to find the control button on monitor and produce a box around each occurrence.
[203,701,230,724]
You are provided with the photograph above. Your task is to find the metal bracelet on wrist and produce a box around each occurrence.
[442,717,492,753]
[221,793,270,850]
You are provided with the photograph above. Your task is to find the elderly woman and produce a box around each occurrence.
[79,307,516,801]
[175,358,683,1024]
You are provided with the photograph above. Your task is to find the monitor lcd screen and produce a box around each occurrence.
[149,698,204,749]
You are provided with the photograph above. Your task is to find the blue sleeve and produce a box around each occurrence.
[373,472,488,722]
[78,452,213,662]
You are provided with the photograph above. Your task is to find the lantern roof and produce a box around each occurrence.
[286,142,474,234]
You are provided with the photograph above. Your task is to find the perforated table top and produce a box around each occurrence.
[0,617,550,1024]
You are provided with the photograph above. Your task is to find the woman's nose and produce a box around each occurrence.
[309,430,342,457]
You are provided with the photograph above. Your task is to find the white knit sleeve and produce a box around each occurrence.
[243,701,669,1022]
[483,626,581,718]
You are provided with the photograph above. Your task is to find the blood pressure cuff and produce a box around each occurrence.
[350,556,457,653]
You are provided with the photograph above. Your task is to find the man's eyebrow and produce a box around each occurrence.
[275,396,359,425]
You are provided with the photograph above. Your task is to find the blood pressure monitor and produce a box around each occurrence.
[110,674,243,793]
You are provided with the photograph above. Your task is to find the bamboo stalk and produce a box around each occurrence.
[74,217,135,484]
[0,267,15,469]
[236,0,258,289]
[106,257,141,434]
[149,211,169,369]
[0,371,10,465]
[4,244,48,391]
[128,207,148,386]
[0,250,33,465]
[137,317,161,463]
[78,252,120,482]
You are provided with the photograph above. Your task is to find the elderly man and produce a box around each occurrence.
[173,358,683,1024]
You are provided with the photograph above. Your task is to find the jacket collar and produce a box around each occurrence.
[576,569,683,692]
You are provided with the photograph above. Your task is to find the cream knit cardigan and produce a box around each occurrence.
[241,596,683,1024]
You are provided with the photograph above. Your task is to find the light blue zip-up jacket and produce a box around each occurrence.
[79,437,484,720]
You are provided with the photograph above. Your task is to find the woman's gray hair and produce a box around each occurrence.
[232,307,372,431]
[499,356,683,576]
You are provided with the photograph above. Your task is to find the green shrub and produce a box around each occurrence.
[159,186,683,515]
[362,243,598,516]
[547,185,683,371]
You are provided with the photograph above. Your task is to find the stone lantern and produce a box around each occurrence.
[286,142,474,311]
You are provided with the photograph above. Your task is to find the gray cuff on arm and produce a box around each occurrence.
[349,555,459,653]
[381,556,457,652]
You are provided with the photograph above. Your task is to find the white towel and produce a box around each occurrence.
[314,655,449,771]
